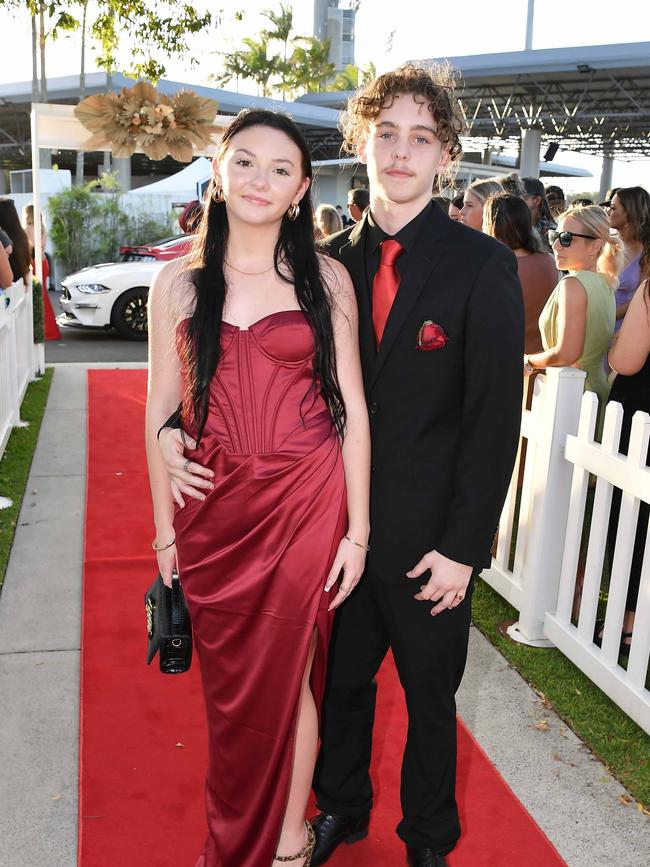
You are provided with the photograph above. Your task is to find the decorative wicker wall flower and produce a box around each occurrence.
[74,82,220,163]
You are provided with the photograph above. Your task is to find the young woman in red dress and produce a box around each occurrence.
[145,110,370,867]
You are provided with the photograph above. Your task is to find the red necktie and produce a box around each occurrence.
[372,239,403,346]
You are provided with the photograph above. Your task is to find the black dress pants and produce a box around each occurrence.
[313,568,473,854]
[606,396,649,612]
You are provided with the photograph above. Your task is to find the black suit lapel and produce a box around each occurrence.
[370,209,451,389]
[336,215,376,375]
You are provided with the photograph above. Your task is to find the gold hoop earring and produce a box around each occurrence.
[287,202,300,221]
[212,186,225,203]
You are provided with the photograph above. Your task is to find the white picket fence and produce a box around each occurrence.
[484,367,650,734]
[0,279,41,457]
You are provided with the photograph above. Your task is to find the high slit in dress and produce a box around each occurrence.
[172,310,347,867]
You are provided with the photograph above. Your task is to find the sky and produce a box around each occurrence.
[2,0,650,193]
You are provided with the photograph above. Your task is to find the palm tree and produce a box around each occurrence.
[261,2,292,99]
[360,61,377,86]
[213,51,252,93]
[241,37,277,97]
[261,3,292,62]
[289,36,335,94]
[332,64,358,92]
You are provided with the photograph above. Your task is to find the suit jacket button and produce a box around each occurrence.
[371,464,376,473]
[369,402,378,414]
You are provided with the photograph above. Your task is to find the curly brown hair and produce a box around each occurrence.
[341,64,465,173]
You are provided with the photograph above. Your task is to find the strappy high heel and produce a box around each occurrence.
[274,821,316,865]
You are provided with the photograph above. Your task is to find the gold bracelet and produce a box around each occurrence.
[152,537,175,551]
[344,535,371,552]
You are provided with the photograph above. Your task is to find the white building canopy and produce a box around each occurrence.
[128,156,212,199]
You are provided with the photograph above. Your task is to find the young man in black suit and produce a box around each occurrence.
[310,66,524,867]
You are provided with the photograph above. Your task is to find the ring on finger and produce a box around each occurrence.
[183,458,191,472]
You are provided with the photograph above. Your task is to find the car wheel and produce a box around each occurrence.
[111,287,148,340]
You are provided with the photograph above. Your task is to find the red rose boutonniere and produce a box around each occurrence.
[416,320,448,351]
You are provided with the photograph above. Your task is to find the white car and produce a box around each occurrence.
[59,260,165,341]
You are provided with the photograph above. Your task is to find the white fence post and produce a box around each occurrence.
[0,278,39,458]
[507,367,586,645]
[5,283,21,427]
[544,398,650,733]
[0,297,15,454]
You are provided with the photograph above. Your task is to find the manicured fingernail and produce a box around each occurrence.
[324,585,332,592]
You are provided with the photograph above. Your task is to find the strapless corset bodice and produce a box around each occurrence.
[177,310,333,455]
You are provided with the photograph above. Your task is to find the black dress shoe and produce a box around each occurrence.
[309,811,369,866]
[406,846,448,867]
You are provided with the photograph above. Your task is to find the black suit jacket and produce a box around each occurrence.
[325,204,524,579]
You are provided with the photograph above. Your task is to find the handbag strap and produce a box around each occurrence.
[170,570,182,635]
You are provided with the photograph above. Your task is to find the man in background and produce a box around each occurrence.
[347,186,370,223]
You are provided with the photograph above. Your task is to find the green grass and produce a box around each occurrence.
[0,369,54,592]
[472,576,650,811]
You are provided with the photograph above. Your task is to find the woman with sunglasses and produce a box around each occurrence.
[524,205,623,425]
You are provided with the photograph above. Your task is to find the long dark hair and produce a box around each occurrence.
[182,109,346,444]
[615,187,650,273]
[483,193,542,254]
[0,198,32,282]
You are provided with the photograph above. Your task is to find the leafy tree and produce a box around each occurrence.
[331,61,377,92]
[92,1,212,83]
[0,1,214,90]
[75,0,89,185]
[331,64,358,92]
[216,5,335,99]
[214,51,252,93]
[261,3,293,64]
[361,61,377,86]
[48,175,173,275]
[261,2,292,98]
[240,37,277,97]
[0,1,79,103]
[287,37,335,94]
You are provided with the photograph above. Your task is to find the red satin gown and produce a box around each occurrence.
[173,310,347,867]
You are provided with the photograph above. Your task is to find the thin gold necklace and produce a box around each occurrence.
[225,259,275,276]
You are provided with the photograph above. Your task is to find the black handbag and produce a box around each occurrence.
[144,570,193,674]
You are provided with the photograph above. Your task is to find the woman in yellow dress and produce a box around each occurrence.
[524,205,623,422]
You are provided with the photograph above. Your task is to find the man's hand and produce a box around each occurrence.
[158,427,214,508]
[406,549,472,616]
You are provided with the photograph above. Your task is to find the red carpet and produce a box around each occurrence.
[78,369,566,867]
[43,282,60,340]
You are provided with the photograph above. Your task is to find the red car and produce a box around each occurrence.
[118,201,203,262]
[119,234,192,263]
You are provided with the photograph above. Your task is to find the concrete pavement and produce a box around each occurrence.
[0,363,648,867]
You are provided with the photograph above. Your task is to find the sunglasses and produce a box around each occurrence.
[548,229,598,248]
